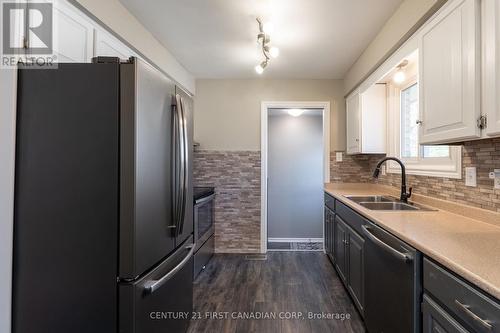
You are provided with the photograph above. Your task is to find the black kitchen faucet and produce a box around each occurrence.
[373,157,412,203]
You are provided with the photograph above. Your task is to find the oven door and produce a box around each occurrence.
[119,237,194,333]
[194,193,215,249]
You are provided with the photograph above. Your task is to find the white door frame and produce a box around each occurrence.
[260,101,331,254]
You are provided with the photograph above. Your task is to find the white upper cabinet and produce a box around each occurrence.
[361,84,387,153]
[346,84,387,155]
[418,0,481,144]
[94,29,137,61]
[346,91,361,154]
[51,0,94,62]
[482,0,500,136]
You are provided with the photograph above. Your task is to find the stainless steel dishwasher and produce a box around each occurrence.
[362,223,421,333]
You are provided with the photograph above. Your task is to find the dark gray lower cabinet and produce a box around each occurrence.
[334,216,364,316]
[422,295,469,333]
[324,207,335,261]
[334,217,348,284]
[423,258,500,333]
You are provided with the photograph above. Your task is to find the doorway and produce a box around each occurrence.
[260,102,330,253]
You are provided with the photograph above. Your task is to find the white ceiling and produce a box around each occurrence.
[120,0,404,79]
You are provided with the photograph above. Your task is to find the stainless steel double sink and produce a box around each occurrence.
[344,195,435,211]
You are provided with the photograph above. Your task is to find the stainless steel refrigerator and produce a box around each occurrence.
[12,57,194,333]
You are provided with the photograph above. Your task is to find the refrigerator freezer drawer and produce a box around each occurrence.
[119,237,194,333]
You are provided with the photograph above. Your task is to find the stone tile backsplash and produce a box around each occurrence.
[330,138,500,212]
[193,150,261,253]
[193,138,499,254]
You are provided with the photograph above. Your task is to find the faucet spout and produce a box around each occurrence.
[373,157,412,203]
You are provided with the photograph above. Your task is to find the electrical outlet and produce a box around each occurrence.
[336,152,343,162]
[381,165,386,176]
[465,167,477,187]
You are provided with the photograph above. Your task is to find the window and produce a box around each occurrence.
[387,79,462,179]
[400,83,419,158]
[400,83,451,159]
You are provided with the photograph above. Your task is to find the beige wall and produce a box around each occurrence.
[344,0,445,94]
[72,0,195,94]
[194,79,346,151]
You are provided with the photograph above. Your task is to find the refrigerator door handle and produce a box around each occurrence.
[171,94,185,237]
[178,96,188,234]
[143,244,194,294]
[169,96,181,233]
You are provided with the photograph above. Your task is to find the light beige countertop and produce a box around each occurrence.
[324,183,500,300]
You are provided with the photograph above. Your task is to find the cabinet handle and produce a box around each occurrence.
[416,120,423,125]
[454,300,493,331]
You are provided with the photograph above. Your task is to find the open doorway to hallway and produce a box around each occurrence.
[261,102,330,253]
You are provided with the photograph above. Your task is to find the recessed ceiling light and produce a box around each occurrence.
[288,109,304,117]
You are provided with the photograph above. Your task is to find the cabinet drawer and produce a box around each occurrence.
[422,294,469,333]
[335,200,369,236]
[324,193,335,211]
[424,258,500,332]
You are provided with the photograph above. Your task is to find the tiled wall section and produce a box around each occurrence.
[330,138,500,212]
[193,139,499,254]
[193,150,261,253]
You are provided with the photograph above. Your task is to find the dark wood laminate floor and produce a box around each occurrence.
[187,252,366,333]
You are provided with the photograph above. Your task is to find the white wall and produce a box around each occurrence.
[194,79,345,151]
[0,69,16,333]
[72,0,195,94]
[344,0,445,93]
[268,112,323,239]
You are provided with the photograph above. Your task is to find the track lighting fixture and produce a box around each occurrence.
[255,17,279,74]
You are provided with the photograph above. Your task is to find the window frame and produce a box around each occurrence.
[386,77,462,179]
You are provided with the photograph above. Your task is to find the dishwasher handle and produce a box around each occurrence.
[362,225,413,263]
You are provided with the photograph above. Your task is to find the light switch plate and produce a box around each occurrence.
[381,165,386,176]
[465,167,477,187]
[336,152,343,162]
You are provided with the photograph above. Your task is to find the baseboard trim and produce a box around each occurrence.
[267,238,323,243]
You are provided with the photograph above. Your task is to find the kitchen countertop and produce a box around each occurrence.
[324,183,500,300]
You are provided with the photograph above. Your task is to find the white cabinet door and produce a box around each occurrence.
[94,29,136,61]
[482,0,500,136]
[346,92,361,154]
[361,84,386,153]
[419,0,481,144]
[51,0,94,62]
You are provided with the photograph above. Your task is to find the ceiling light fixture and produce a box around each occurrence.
[393,59,409,84]
[288,109,305,117]
[255,61,267,74]
[255,17,279,74]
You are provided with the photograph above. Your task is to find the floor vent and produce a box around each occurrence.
[244,254,268,261]
[267,242,323,252]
